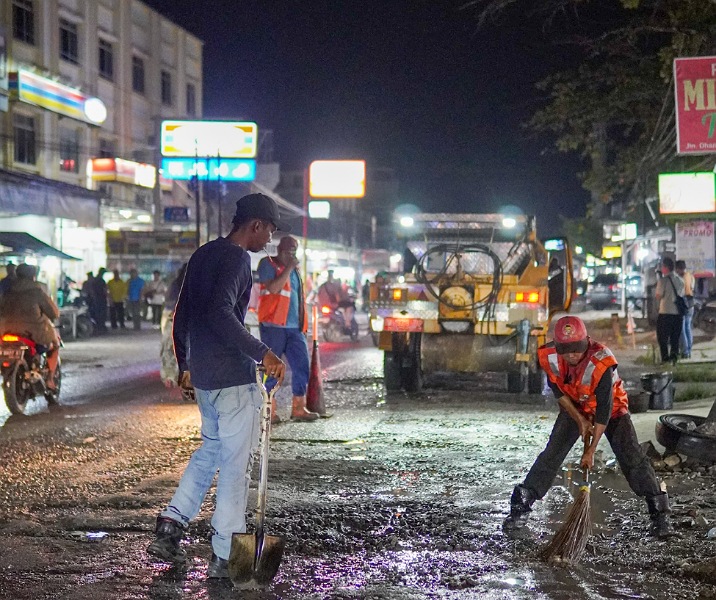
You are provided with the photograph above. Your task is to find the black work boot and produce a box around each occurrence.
[147,516,187,563]
[646,493,676,538]
[207,553,230,579]
[502,485,536,531]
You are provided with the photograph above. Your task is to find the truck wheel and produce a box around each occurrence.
[527,370,545,394]
[384,352,402,390]
[507,371,526,394]
[401,334,422,393]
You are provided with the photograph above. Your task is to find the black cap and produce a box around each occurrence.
[232,193,291,232]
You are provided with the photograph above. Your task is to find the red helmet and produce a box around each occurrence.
[554,316,589,354]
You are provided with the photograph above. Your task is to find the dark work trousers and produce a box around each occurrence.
[109,302,125,329]
[657,313,684,362]
[523,410,661,500]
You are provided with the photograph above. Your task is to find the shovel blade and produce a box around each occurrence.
[253,534,286,586]
[228,532,257,584]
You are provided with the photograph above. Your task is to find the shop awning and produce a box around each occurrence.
[0,169,101,227]
[0,232,80,260]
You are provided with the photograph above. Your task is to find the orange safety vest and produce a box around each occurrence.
[257,257,307,333]
[537,339,629,420]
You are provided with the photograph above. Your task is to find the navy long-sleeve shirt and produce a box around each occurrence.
[173,237,269,390]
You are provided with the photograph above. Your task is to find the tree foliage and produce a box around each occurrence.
[464,0,716,221]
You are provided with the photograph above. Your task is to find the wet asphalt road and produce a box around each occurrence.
[0,325,715,599]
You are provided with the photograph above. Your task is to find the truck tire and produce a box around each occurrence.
[384,351,402,391]
[527,370,545,395]
[507,371,526,394]
[401,333,422,393]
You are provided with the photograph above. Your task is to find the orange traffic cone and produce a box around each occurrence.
[306,339,331,417]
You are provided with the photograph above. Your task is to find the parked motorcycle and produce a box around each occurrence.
[0,333,62,414]
[693,296,716,336]
[58,298,94,339]
[320,305,359,343]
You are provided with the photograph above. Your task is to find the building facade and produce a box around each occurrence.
[0,0,202,286]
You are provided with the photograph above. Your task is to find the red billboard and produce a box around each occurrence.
[674,56,716,154]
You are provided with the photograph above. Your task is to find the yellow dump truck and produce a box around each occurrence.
[369,213,573,393]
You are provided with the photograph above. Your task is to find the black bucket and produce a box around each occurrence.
[640,372,674,410]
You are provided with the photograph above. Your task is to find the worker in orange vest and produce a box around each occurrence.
[256,236,318,423]
[503,315,675,538]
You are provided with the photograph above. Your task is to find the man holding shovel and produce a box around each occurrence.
[147,194,289,578]
[502,315,675,538]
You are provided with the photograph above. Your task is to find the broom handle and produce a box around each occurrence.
[582,434,591,483]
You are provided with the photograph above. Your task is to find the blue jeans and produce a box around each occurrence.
[259,325,310,396]
[680,306,694,357]
[161,383,262,559]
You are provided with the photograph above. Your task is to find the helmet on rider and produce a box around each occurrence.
[553,315,588,355]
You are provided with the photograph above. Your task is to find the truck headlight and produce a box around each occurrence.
[371,316,384,332]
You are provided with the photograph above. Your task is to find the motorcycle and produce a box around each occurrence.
[693,296,716,336]
[320,305,360,343]
[0,333,62,414]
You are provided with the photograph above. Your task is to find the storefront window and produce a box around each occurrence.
[186,83,196,116]
[13,0,34,45]
[99,138,115,159]
[59,127,80,173]
[161,70,172,106]
[132,56,145,94]
[60,19,79,64]
[13,114,36,165]
[99,39,113,80]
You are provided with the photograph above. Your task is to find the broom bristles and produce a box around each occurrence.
[540,484,592,565]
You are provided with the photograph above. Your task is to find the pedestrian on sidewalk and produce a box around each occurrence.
[675,260,695,359]
[655,257,685,364]
[147,193,288,579]
[144,270,167,327]
[107,269,127,330]
[502,315,675,539]
[257,235,318,424]
[126,269,145,330]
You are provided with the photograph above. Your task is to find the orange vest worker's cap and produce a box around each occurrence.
[554,315,589,354]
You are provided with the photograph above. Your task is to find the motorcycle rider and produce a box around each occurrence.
[0,263,60,390]
[317,270,356,332]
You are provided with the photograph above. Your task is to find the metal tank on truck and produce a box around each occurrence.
[369,213,574,393]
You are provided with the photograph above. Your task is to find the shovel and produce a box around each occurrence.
[228,368,286,587]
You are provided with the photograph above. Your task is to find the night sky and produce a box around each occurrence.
[142,0,591,235]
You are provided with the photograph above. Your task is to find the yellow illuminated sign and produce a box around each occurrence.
[160,121,258,158]
[601,246,622,259]
[309,160,366,198]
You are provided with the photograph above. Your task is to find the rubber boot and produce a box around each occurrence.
[290,395,319,421]
[270,395,281,425]
[502,484,536,531]
[646,493,676,538]
[147,516,187,562]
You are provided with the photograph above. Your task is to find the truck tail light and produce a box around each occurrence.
[515,291,540,303]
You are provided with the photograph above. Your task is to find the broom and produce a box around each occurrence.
[540,436,593,565]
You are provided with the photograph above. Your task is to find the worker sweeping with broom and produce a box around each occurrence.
[502,316,675,540]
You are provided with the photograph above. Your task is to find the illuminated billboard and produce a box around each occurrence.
[658,172,716,214]
[161,158,256,181]
[9,69,107,125]
[160,121,258,158]
[87,158,156,188]
[309,160,366,198]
